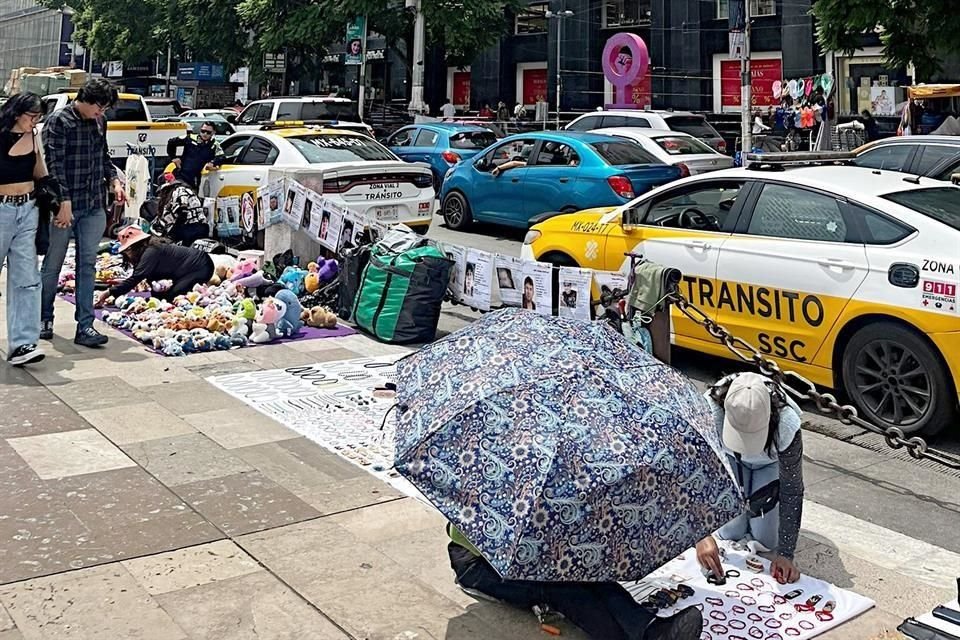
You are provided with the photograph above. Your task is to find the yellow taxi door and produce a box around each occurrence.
[199,135,270,198]
[602,179,748,341]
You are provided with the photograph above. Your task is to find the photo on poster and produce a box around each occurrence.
[283,183,304,230]
[266,179,285,226]
[558,267,593,321]
[316,198,344,251]
[463,249,494,311]
[593,271,629,301]
[217,196,241,237]
[301,195,314,231]
[240,191,257,235]
[494,254,523,307]
[444,244,466,302]
[203,198,217,234]
[337,212,359,253]
[520,261,553,315]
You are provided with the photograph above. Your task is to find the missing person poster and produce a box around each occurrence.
[462,248,494,311]
[317,198,345,251]
[217,196,241,237]
[444,244,466,302]
[594,270,629,300]
[203,198,216,235]
[558,267,593,321]
[520,261,553,316]
[266,179,285,226]
[283,182,306,230]
[337,210,364,253]
[256,186,268,230]
[494,254,524,307]
[301,189,317,233]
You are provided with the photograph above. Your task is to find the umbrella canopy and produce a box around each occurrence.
[394,308,744,582]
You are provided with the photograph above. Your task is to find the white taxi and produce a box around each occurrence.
[522,159,960,436]
[200,126,435,231]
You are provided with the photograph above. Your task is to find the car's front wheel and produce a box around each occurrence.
[841,322,957,436]
[441,191,473,230]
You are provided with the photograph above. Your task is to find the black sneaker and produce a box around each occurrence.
[8,344,45,367]
[39,320,53,340]
[74,327,108,348]
[643,607,702,640]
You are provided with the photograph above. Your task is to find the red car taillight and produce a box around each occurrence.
[322,178,351,194]
[441,150,461,164]
[413,173,433,188]
[717,140,727,154]
[607,175,635,199]
[677,162,691,178]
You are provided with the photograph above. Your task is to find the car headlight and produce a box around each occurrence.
[523,230,542,245]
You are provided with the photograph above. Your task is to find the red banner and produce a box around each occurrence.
[522,68,548,105]
[720,58,782,108]
[452,71,471,106]
[625,68,653,109]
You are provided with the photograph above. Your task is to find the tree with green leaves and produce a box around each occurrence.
[812,0,960,80]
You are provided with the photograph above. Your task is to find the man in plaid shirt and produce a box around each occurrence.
[39,79,126,348]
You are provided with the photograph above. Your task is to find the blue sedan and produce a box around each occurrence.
[386,123,500,191]
[438,131,682,230]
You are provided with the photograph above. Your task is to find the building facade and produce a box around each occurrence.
[0,0,85,91]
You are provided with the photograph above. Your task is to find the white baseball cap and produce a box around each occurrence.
[722,373,772,456]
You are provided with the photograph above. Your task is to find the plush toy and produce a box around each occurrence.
[250,297,284,344]
[316,258,339,283]
[278,266,308,295]
[304,271,320,294]
[274,289,303,337]
[208,254,238,286]
[229,258,258,283]
[235,271,274,292]
[301,306,338,329]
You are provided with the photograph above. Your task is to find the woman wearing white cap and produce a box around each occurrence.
[695,372,804,584]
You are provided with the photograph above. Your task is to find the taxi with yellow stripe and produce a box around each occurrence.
[200,125,435,231]
[521,158,960,436]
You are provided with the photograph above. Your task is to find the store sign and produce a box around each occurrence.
[178,63,225,82]
[453,71,471,106]
[720,58,782,109]
[264,52,286,73]
[522,68,548,106]
[345,16,367,66]
[602,33,649,109]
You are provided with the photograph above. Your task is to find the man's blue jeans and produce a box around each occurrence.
[41,207,106,331]
[0,201,41,350]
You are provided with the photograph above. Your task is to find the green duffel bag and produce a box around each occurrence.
[352,244,452,344]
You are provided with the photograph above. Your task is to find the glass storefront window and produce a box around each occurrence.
[717,0,774,19]
[515,3,549,35]
[603,0,651,27]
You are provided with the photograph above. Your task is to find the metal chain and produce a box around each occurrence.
[668,291,960,470]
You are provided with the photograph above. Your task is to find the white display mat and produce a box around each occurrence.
[623,541,874,640]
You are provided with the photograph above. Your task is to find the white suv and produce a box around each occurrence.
[236,96,374,137]
[566,109,727,154]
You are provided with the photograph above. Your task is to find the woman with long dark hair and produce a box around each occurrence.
[0,93,47,366]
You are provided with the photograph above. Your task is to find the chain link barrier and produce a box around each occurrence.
[667,290,960,470]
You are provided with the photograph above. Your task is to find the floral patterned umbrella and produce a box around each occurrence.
[394,308,744,582]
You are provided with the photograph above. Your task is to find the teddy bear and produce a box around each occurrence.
[250,297,285,344]
[301,306,338,329]
[208,254,237,286]
[274,289,303,338]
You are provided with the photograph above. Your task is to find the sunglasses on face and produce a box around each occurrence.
[200,129,214,136]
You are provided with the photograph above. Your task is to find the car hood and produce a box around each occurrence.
[531,206,619,230]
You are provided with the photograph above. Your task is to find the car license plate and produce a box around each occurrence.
[374,205,399,221]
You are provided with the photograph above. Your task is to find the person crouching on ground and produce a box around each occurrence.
[151,177,208,245]
[696,372,804,584]
[447,523,702,639]
[94,226,213,306]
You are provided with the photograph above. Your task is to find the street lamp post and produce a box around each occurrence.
[546,8,573,129]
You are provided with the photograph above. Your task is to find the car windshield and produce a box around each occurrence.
[147,102,179,117]
[654,135,715,155]
[666,116,718,139]
[105,99,148,121]
[590,141,660,165]
[300,101,361,121]
[187,120,234,136]
[882,187,960,231]
[287,134,396,163]
[450,131,498,149]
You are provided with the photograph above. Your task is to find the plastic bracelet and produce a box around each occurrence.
[737,582,755,591]
[742,596,758,606]
[746,556,764,572]
[748,613,763,622]
[709,610,728,621]
[726,590,742,598]
[779,612,794,621]
[766,634,784,640]
[705,597,724,607]
[764,619,783,629]
[729,620,747,630]
[751,577,766,588]
[749,626,764,639]
[758,605,777,613]
[732,604,747,614]
[799,620,815,631]
[711,624,729,635]
[785,629,800,637]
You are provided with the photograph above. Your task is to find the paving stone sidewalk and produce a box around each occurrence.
[0,299,951,639]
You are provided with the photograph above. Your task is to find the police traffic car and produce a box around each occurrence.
[521,154,960,435]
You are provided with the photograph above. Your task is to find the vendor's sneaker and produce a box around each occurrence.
[74,327,108,348]
[39,320,53,340]
[644,607,702,640]
[8,344,45,367]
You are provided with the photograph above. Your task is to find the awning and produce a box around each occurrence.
[908,84,960,99]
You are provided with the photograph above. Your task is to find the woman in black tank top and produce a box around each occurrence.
[0,92,47,366]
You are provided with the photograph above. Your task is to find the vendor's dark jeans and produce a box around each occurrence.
[159,254,213,301]
[171,222,209,246]
[448,543,655,640]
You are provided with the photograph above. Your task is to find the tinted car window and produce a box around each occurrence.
[915,145,960,176]
[237,104,261,125]
[590,141,659,165]
[449,131,497,149]
[933,157,960,182]
[414,129,439,146]
[288,134,396,163]
[300,101,360,121]
[566,115,601,131]
[854,144,913,172]
[883,187,960,231]
[106,99,149,122]
[276,102,301,120]
[531,142,580,166]
[654,136,715,155]
[240,138,279,165]
[665,116,718,138]
[221,137,250,163]
[642,182,743,227]
[146,102,180,118]
[748,184,847,242]
[847,203,913,244]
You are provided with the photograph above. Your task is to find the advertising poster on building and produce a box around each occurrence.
[494,254,524,307]
[720,58,783,110]
[522,68,548,105]
[558,267,593,321]
[520,261,553,315]
[462,248,494,311]
[869,87,896,115]
[444,244,467,302]
[453,71,471,107]
[317,198,344,251]
[345,16,367,66]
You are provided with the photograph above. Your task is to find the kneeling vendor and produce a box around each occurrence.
[95,226,214,305]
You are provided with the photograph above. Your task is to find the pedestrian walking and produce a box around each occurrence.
[496,101,511,122]
[695,372,805,584]
[165,121,225,189]
[0,93,49,366]
[440,99,456,119]
[39,78,126,347]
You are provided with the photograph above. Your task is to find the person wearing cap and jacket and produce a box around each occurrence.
[695,372,804,584]
[94,226,214,306]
